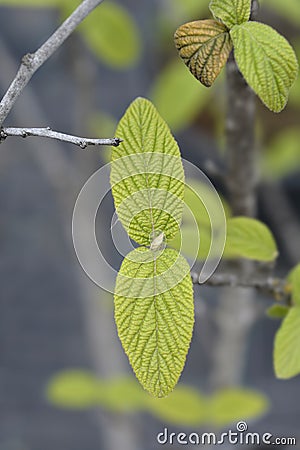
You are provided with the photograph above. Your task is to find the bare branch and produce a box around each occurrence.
[0,0,104,126]
[191,271,291,303]
[0,127,122,148]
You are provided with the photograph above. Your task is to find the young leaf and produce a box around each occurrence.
[174,19,232,87]
[288,264,300,307]
[209,0,251,29]
[111,97,185,246]
[224,217,278,261]
[274,306,300,379]
[230,22,299,112]
[266,304,290,320]
[114,247,194,398]
[150,59,210,132]
[209,388,269,426]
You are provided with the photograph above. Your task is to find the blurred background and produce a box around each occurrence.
[0,0,300,449]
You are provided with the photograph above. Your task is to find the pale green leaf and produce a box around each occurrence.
[230,22,299,112]
[150,59,210,132]
[210,0,251,28]
[288,264,300,307]
[274,306,300,379]
[209,388,269,426]
[147,386,207,425]
[77,1,141,68]
[224,217,278,261]
[174,19,232,87]
[114,247,194,397]
[46,370,100,408]
[170,224,211,261]
[111,97,185,246]
[262,129,300,180]
[266,304,290,320]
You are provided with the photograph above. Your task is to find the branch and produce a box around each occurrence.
[191,271,291,303]
[0,0,104,126]
[0,127,122,148]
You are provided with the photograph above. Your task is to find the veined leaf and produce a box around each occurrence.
[209,388,269,426]
[174,19,232,87]
[150,59,210,132]
[266,304,290,320]
[224,217,278,261]
[230,22,299,112]
[210,0,251,29]
[288,264,300,307]
[274,306,300,379]
[114,247,194,397]
[111,97,185,246]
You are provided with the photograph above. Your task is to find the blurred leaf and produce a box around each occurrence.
[230,22,298,112]
[175,19,232,87]
[266,304,290,319]
[111,97,184,245]
[263,128,300,180]
[0,0,58,5]
[147,386,207,426]
[260,0,300,26]
[170,223,211,261]
[46,370,99,408]
[209,388,269,426]
[288,264,300,307]
[88,111,117,164]
[274,307,300,379]
[150,59,210,132]
[224,217,278,261]
[99,377,146,412]
[114,247,194,398]
[210,0,251,28]
[183,179,231,227]
[172,0,210,21]
[61,1,141,68]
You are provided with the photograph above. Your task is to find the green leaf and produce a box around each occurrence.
[230,22,299,112]
[99,377,146,412]
[150,59,210,132]
[111,97,185,246]
[266,304,290,320]
[262,128,300,180]
[288,264,300,307]
[274,306,300,379]
[174,19,232,87]
[209,388,269,426]
[46,370,100,408]
[210,0,251,29]
[146,386,207,425]
[170,224,211,261]
[224,217,278,261]
[78,1,141,68]
[114,247,194,397]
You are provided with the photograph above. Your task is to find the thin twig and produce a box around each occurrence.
[0,127,122,148]
[191,271,291,303]
[0,0,104,126]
